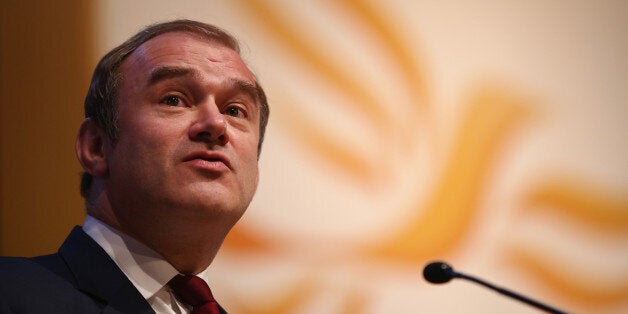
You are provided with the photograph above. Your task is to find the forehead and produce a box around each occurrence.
[120,31,254,82]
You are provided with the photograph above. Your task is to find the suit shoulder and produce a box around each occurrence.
[0,256,49,277]
[0,256,102,313]
[0,255,75,297]
[0,255,71,282]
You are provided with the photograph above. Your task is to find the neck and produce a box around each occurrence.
[87,192,235,274]
[129,222,228,274]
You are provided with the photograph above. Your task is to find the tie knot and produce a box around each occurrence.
[168,275,216,307]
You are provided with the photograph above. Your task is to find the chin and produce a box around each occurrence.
[176,197,246,220]
[172,184,251,216]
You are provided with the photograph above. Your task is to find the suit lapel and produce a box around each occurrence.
[59,226,155,314]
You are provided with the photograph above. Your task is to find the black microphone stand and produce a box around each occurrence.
[423,261,570,314]
[454,271,568,314]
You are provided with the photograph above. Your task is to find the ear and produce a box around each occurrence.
[75,118,109,177]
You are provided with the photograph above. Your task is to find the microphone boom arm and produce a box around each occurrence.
[423,261,570,314]
[453,271,568,314]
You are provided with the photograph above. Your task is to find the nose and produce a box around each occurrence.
[188,101,228,145]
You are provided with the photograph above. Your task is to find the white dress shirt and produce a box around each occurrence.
[83,215,213,314]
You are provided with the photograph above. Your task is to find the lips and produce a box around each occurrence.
[183,151,232,170]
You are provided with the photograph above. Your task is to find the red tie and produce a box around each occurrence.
[168,275,222,314]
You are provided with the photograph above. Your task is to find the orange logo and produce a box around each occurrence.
[219,1,628,312]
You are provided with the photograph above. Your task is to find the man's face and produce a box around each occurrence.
[104,32,261,229]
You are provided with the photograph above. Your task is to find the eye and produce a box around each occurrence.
[224,105,243,117]
[162,95,183,106]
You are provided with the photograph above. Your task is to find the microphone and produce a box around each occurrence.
[423,261,569,314]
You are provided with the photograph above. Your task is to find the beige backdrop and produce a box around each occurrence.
[1,1,626,313]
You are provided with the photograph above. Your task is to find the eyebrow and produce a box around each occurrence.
[147,66,261,106]
[148,66,196,86]
[229,79,261,106]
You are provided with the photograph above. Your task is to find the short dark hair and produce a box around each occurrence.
[80,19,270,199]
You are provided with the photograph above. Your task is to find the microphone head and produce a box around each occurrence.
[423,261,455,284]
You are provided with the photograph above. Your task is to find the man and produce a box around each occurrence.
[0,19,270,314]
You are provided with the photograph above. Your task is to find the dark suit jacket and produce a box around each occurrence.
[0,226,156,313]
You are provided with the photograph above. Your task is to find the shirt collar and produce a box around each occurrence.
[82,215,182,300]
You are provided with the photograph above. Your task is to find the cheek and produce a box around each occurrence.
[236,135,261,183]
[241,161,260,203]
[113,122,180,171]
[247,150,261,192]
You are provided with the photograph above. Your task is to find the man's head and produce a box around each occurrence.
[80,20,269,200]
[75,20,269,245]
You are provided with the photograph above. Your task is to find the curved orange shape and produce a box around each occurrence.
[236,0,395,133]
[523,179,628,232]
[367,87,533,262]
[336,0,431,109]
[236,0,436,166]
[505,248,628,307]
[276,98,376,183]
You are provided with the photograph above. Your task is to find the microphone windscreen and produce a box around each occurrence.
[423,261,454,284]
